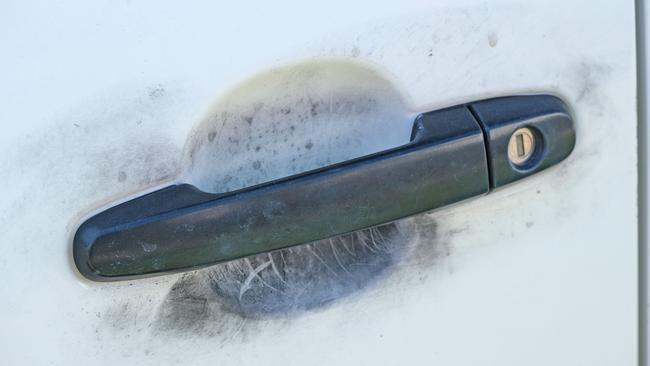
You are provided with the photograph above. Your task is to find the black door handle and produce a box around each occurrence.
[73,95,575,281]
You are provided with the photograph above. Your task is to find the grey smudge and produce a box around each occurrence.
[488,32,498,48]
[350,46,361,57]
[210,224,409,315]
[148,85,165,100]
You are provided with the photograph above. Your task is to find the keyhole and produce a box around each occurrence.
[507,127,536,166]
[516,133,525,157]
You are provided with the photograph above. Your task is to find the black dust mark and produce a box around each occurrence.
[209,224,407,315]
[0,82,184,231]
[572,61,613,109]
[148,84,166,100]
[158,60,448,337]
[153,274,253,340]
[153,221,447,336]
[155,275,210,334]
[552,60,612,182]
[102,302,141,333]
[404,216,445,268]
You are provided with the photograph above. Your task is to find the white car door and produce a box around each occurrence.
[0,1,637,365]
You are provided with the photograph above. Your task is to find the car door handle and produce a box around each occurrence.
[73,94,575,281]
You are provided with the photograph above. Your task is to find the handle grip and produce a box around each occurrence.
[73,95,575,281]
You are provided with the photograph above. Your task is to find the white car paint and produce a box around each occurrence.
[0,1,637,365]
